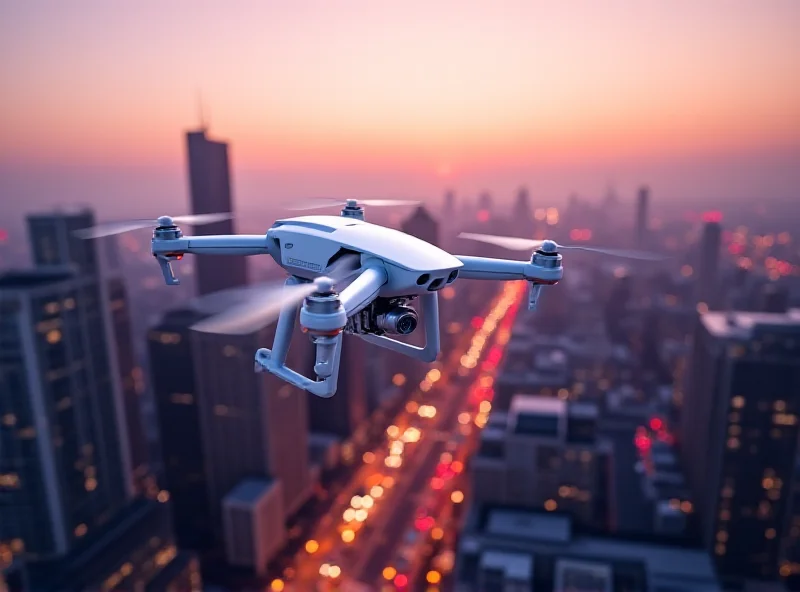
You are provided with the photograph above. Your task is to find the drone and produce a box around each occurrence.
[76,198,664,398]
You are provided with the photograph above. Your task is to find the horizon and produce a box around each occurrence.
[1,0,799,219]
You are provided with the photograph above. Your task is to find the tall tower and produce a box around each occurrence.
[186,128,248,295]
[148,287,311,547]
[512,186,533,237]
[0,269,129,556]
[26,210,149,493]
[681,309,800,585]
[635,186,649,248]
[696,221,722,308]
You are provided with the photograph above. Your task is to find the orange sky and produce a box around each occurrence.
[0,0,798,214]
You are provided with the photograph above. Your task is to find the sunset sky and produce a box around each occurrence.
[1,0,798,217]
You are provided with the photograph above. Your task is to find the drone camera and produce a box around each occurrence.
[375,305,418,335]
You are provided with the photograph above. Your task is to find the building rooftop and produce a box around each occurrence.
[0,268,74,290]
[223,478,275,506]
[702,309,800,340]
[510,394,565,416]
[486,509,570,544]
[467,506,719,591]
[480,550,533,581]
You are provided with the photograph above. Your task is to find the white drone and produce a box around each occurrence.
[77,198,663,398]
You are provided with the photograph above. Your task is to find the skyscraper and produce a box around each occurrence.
[512,186,533,236]
[696,221,722,308]
[186,128,248,296]
[0,268,129,555]
[635,186,649,249]
[681,309,800,585]
[26,210,149,493]
[149,285,311,549]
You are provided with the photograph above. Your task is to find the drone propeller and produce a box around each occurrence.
[287,198,421,212]
[74,212,233,239]
[458,232,668,261]
[191,257,361,335]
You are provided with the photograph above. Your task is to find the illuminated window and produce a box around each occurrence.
[0,473,20,488]
[170,393,194,405]
[222,345,238,357]
[766,528,776,539]
[722,486,734,498]
[580,451,592,462]
[732,396,745,409]
[727,437,740,450]
[74,523,87,537]
[719,509,731,521]
[63,297,76,310]
[729,412,740,423]
[716,531,729,543]
[775,401,787,412]
[544,499,557,511]
[10,539,24,553]
[2,413,16,427]
[729,425,741,436]
[774,413,797,426]
[44,302,60,315]
[697,302,709,314]
[213,405,229,416]
[46,329,62,344]
[18,427,37,439]
[85,478,97,492]
[715,544,726,556]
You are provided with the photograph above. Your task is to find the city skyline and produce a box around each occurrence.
[1,1,799,218]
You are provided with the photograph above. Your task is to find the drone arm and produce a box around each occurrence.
[455,256,562,283]
[152,235,273,257]
[339,264,388,316]
[357,292,440,362]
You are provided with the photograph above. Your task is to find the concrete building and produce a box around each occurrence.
[455,506,720,591]
[682,309,800,584]
[471,395,611,529]
[222,479,285,574]
[185,127,247,296]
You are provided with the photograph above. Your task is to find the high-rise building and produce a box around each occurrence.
[26,210,149,492]
[681,309,800,584]
[512,186,533,236]
[635,186,649,249]
[0,268,129,556]
[186,128,248,296]
[696,221,722,308]
[148,308,216,550]
[471,395,611,528]
[148,285,311,551]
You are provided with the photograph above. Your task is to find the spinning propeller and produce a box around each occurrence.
[191,255,361,335]
[287,197,420,212]
[458,233,668,261]
[74,213,233,239]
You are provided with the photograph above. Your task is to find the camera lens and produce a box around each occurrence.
[396,313,417,335]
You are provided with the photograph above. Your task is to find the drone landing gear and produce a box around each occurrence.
[254,277,344,398]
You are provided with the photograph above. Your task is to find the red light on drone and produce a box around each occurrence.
[702,211,723,223]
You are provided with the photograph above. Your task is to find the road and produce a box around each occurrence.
[274,281,525,591]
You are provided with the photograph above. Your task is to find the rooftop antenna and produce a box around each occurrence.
[197,90,209,132]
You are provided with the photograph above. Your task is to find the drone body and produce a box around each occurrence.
[78,199,662,398]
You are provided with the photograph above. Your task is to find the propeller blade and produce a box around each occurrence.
[458,233,541,251]
[74,220,154,239]
[191,262,362,335]
[287,198,420,211]
[172,212,233,226]
[74,212,233,239]
[458,232,667,260]
[557,245,669,261]
[191,281,319,335]
[358,199,420,207]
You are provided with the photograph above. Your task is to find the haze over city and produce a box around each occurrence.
[1,0,799,223]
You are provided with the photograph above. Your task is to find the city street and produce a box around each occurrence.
[275,281,525,591]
